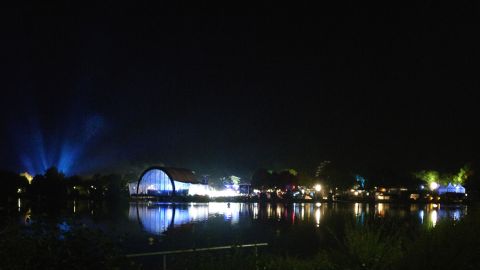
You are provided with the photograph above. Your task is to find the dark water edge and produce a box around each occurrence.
[1,200,478,269]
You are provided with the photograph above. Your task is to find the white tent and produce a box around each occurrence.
[438,183,465,195]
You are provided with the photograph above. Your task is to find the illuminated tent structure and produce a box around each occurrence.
[129,167,207,197]
[438,183,466,195]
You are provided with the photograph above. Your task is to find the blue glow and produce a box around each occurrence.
[438,183,466,195]
[84,115,104,140]
[33,128,48,171]
[14,113,105,176]
[57,142,80,175]
[19,154,35,176]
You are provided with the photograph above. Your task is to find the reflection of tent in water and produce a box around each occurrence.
[437,207,463,221]
[129,204,209,235]
[129,203,239,235]
[128,204,174,235]
[438,183,465,195]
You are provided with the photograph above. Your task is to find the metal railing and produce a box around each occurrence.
[126,243,268,270]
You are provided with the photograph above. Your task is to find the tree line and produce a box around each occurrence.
[250,163,477,193]
[0,167,129,203]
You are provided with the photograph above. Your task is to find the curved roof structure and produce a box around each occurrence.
[137,166,199,184]
[131,167,203,197]
[161,167,199,184]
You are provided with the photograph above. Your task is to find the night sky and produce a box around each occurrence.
[1,2,479,181]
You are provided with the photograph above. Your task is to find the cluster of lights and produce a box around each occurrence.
[187,184,209,196]
[205,188,238,198]
[188,186,243,198]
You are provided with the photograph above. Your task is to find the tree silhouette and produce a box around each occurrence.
[30,167,68,200]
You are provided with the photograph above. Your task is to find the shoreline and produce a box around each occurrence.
[128,196,469,205]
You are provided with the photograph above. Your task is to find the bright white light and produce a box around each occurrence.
[430,210,438,227]
[314,184,322,192]
[208,202,240,224]
[188,184,208,196]
[207,188,238,198]
[429,182,439,191]
[354,203,361,216]
[315,208,321,227]
[252,203,258,219]
[377,203,385,217]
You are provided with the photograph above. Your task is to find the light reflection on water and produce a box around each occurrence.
[15,198,467,233]
[430,210,438,227]
[129,202,242,235]
[128,202,468,235]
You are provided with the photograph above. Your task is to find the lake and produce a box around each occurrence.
[12,200,468,255]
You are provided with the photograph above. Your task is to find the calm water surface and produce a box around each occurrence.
[14,200,468,253]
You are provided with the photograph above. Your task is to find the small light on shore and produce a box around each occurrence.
[20,172,33,184]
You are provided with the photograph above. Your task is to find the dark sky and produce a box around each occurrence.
[1,1,479,180]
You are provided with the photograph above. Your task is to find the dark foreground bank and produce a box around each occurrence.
[1,205,480,270]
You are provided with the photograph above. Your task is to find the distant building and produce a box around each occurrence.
[129,167,207,197]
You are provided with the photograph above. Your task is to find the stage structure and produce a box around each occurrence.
[129,167,207,197]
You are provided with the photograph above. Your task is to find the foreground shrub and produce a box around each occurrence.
[0,223,138,270]
[400,213,480,270]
